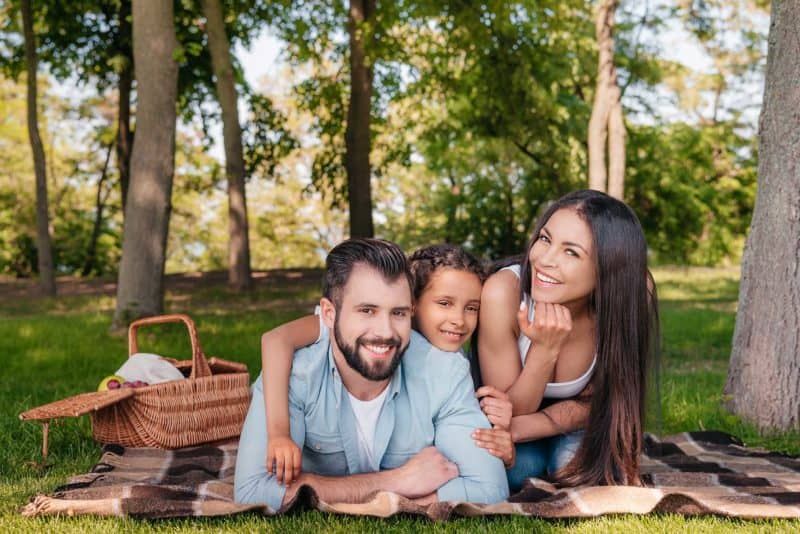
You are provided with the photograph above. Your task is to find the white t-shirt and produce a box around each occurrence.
[313,305,388,471]
[347,386,390,472]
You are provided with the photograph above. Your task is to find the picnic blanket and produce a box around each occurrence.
[20,431,800,520]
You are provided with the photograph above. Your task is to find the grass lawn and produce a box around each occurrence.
[1,266,798,533]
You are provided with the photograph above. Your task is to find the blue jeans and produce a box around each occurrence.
[506,431,584,493]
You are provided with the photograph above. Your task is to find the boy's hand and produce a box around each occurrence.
[471,428,515,468]
[475,385,512,431]
[266,435,301,485]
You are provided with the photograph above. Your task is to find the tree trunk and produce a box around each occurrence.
[725,2,800,432]
[21,0,56,296]
[116,0,133,215]
[587,0,625,200]
[344,0,375,238]
[82,141,114,276]
[113,0,178,326]
[201,0,252,290]
[607,97,625,199]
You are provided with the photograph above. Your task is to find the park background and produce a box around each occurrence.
[1,0,799,532]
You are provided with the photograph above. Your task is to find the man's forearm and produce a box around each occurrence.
[284,469,438,506]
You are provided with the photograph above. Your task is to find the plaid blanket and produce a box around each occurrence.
[20,431,800,520]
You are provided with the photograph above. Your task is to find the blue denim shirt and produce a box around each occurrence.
[234,330,509,511]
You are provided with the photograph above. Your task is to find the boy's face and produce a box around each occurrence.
[321,263,413,381]
[414,268,482,353]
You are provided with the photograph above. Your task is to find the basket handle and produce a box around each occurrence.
[127,314,211,379]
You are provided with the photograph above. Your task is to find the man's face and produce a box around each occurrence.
[322,263,413,381]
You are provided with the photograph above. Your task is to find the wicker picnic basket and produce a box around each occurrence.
[20,314,252,455]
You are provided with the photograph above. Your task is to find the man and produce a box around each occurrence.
[234,238,509,510]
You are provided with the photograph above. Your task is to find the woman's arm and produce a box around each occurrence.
[510,385,592,441]
[510,400,590,441]
[261,314,320,484]
[478,272,570,416]
[477,271,525,393]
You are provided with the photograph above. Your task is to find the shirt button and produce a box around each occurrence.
[314,444,321,450]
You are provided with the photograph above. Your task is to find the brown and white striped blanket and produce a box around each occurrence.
[21,431,800,520]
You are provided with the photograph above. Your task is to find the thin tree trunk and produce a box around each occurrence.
[201,0,252,290]
[116,0,133,215]
[725,2,800,432]
[113,0,178,326]
[588,0,625,199]
[344,0,375,238]
[607,98,625,199]
[21,0,56,296]
[82,141,114,276]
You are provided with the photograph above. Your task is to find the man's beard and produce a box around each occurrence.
[333,316,407,381]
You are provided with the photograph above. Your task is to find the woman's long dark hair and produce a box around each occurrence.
[516,190,659,486]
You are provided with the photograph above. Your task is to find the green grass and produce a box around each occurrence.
[1,266,798,532]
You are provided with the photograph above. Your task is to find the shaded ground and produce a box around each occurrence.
[0,268,325,299]
[0,269,326,320]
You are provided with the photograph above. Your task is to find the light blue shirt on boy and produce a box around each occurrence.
[234,330,509,511]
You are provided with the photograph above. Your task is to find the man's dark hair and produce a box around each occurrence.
[322,238,413,307]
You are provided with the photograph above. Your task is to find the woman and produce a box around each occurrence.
[473,189,659,489]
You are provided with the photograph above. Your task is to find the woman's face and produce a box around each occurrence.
[528,208,596,307]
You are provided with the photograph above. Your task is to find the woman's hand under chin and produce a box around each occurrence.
[517,300,572,359]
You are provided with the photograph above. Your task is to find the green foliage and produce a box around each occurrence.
[627,121,757,265]
[0,0,771,273]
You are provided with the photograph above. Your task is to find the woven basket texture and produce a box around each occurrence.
[21,314,252,449]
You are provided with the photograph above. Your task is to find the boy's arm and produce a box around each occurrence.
[433,357,510,504]
[261,314,321,482]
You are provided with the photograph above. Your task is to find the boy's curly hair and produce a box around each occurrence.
[408,244,487,300]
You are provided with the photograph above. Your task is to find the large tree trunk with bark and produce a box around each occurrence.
[113,0,178,326]
[725,2,800,432]
[587,0,625,199]
[201,0,252,290]
[344,0,375,238]
[116,0,133,215]
[21,0,56,296]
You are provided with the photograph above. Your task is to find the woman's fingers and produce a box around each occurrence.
[479,396,510,411]
[472,429,513,462]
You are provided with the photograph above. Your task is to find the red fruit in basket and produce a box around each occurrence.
[97,375,126,391]
[131,380,148,388]
[121,381,134,389]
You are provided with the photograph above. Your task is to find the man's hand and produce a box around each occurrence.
[266,435,302,485]
[517,301,572,359]
[393,447,458,498]
[475,386,512,430]
[472,428,515,468]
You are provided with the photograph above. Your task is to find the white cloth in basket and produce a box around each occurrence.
[116,353,185,384]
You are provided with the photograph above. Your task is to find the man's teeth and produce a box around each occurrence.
[365,344,391,354]
[537,272,560,284]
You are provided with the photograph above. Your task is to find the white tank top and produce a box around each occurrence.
[499,264,596,399]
